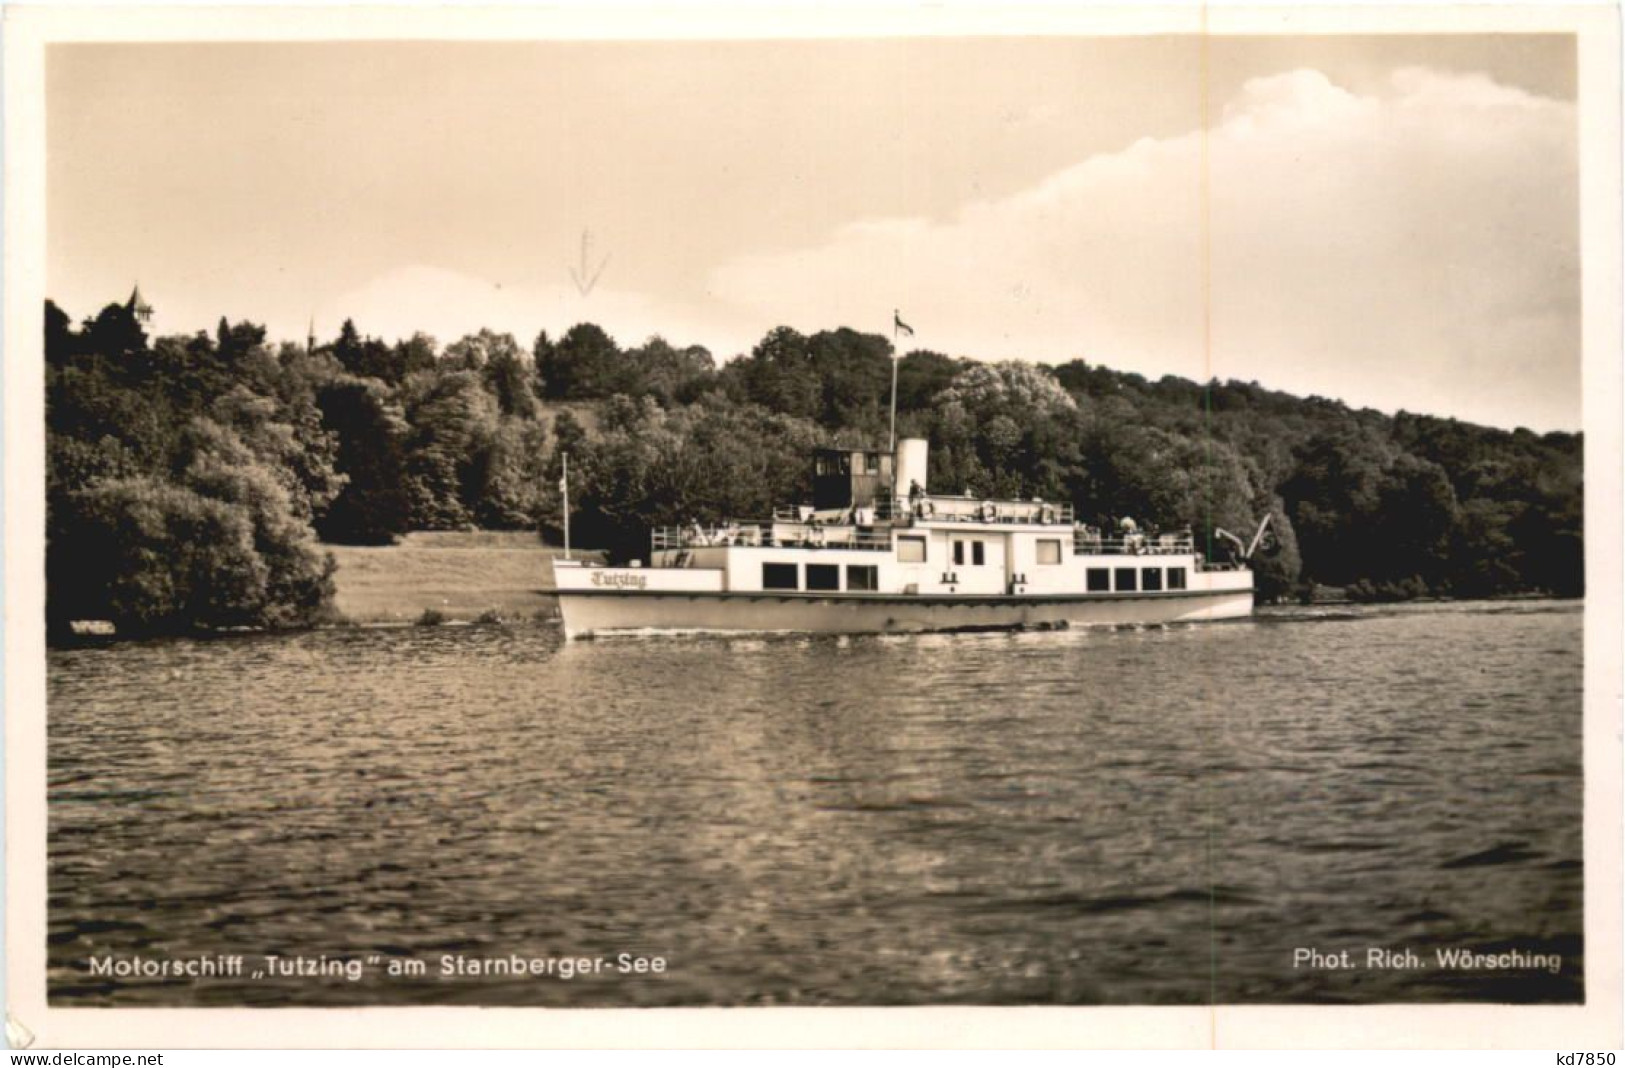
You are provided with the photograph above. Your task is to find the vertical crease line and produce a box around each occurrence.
[1199,2,1219,1051]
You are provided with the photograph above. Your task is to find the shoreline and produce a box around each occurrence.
[51,589,1582,648]
[323,530,601,625]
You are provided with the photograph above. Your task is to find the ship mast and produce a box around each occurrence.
[888,354,899,454]
[890,309,914,453]
[561,451,572,561]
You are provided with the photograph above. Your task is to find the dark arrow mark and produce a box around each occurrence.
[569,230,611,297]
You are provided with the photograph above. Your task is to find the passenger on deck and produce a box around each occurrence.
[908,479,924,515]
[1119,516,1144,555]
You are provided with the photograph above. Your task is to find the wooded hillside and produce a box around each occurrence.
[46,296,1582,635]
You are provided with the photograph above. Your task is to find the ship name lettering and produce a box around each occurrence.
[590,570,648,590]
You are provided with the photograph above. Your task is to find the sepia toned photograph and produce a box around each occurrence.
[5,3,1621,1050]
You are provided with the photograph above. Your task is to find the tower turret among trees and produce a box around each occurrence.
[125,284,153,325]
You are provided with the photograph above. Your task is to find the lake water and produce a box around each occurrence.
[47,601,1584,1006]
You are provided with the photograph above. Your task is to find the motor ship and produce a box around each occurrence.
[552,437,1265,638]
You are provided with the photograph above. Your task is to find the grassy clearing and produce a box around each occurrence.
[325,530,602,624]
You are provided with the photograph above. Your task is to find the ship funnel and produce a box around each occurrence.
[895,438,929,496]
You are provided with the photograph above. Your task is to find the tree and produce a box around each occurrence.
[532,330,556,397]
[926,361,1079,500]
[721,326,819,418]
[394,333,439,379]
[1280,426,1396,586]
[538,322,624,399]
[209,385,345,524]
[80,301,150,370]
[626,336,716,406]
[1373,453,1460,589]
[400,369,501,529]
[936,361,1076,420]
[314,378,411,544]
[474,418,550,529]
[805,328,892,430]
[564,395,823,562]
[720,326,896,430]
[446,330,538,419]
[330,318,401,382]
[48,416,337,637]
[174,417,337,625]
[51,477,266,635]
[895,349,964,412]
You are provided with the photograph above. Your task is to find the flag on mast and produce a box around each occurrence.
[893,309,914,339]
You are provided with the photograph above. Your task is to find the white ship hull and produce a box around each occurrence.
[556,584,1253,638]
[551,435,1264,638]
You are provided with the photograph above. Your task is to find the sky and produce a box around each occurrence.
[47,35,1579,431]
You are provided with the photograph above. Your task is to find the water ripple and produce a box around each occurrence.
[47,601,1583,1006]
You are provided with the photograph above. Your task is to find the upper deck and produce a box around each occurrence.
[649,435,1202,566]
[651,510,1196,558]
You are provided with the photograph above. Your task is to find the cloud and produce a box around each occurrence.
[708,67,1578,431]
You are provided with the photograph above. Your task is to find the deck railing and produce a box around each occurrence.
[652,522,1196,557]
[875,496,1075,525]
[653,522,893,552]
[1073,532,1195,556]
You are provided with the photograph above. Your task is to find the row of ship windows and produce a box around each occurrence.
[758,562,1188,593]
[899,536,1067,565]
[1094,566,1188,592]
[764,563,878,592]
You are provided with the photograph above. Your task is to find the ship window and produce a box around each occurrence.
[847,565,878,591]
[806,564,840,591]
[972,541,986,566]
[763,563,799,590]
[1036,539,1062,565]
[1142,567,1163,592]
[1167,567,1187,590]
[1114,567,1138,592]
[898,536,927,563]
[865,453,881,474]
[1087,568,1110,592]
[953,541,965,566]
